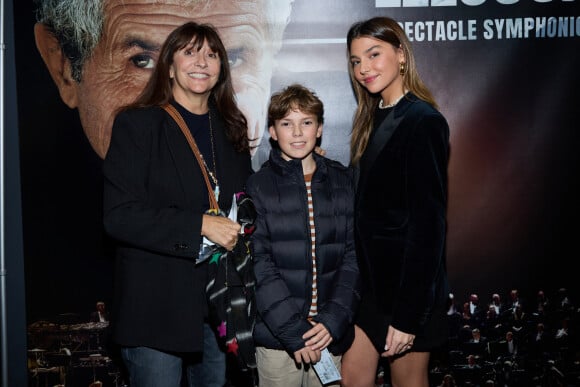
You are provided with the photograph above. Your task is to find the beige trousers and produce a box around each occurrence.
[256,346,342,387]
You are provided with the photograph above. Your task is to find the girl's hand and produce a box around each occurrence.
[381,325,415,357]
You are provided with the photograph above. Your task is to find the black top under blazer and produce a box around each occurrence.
[355,93,450,343]
[247,149,361,355]
[103,104,252,353]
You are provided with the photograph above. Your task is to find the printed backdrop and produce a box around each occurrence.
[14,1,580,325]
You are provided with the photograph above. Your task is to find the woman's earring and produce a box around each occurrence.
[399,62,406,76]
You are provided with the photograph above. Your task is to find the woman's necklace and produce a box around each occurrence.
[379,92,407,109]
[199,112,219,201]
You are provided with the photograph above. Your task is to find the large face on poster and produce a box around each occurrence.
[35,0,293,160]
[27,0,580,315]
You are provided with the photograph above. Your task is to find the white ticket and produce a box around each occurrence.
[313,348,341,385]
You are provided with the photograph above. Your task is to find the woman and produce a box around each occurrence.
[103,22,252,387]
[341,17,450,387]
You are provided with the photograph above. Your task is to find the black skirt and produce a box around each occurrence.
[355,291,448,354]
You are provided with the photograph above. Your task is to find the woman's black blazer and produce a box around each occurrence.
[103,105,251,352]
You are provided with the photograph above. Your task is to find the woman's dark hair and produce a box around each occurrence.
[122,22,249,152]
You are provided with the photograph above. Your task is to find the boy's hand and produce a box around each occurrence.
[293,347,321,364]
[303,321,333,351]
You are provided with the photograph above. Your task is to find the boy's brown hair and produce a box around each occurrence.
[267,84,324,127]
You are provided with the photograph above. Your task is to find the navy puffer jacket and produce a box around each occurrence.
[247,149,360,355]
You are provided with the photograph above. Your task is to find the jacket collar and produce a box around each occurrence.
[266,147,328,181]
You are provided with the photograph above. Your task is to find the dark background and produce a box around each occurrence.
[15,2,113,323]
[14,0,580,329]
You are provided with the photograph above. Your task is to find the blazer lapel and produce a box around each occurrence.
[164,113,204,208]
[357,109,401,194]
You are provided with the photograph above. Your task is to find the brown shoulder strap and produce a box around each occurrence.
[162,104,219,210]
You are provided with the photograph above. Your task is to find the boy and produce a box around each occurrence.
[246,84,360,386]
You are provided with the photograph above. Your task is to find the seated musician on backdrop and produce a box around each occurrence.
[90,301,109,323]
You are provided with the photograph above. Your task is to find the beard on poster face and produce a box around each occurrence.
[38,0,293,159]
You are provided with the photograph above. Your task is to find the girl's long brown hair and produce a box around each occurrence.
[347,17,437,164]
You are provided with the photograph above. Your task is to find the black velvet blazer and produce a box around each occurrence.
[355,93,450,335]
[103,104,252,352]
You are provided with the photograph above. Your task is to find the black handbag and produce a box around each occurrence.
[206,191,257,370]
